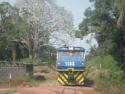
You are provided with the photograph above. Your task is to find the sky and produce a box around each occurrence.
[1,0,91,29]
[0,0,15,4]
[56,0,91,28]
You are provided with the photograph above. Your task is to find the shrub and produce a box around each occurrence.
[9,74,30,86]
[94,78,125,94]
[17,58,32,64]
[2,90,14,94]
[85,55,125,94]
[26,75,46,87]
[40,66,50,73]
[34,65,51,73]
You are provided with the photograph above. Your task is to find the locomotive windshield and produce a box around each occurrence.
[57,47,85,60]
[58,51,83,60]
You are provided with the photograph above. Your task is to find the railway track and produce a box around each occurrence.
[60,87,77,94]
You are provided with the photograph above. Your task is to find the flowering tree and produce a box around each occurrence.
[16,0,74,62]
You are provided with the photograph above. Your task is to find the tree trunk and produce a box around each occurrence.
[12,45,16,63]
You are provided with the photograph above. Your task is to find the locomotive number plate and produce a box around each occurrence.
[65,62,75,66]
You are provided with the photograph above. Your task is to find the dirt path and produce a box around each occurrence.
[0,86,100,94]
[0,72,100,94]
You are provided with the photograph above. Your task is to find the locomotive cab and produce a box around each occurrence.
[57,47,85,86]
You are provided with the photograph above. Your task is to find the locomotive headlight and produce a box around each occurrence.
[69,47,74,51]
[58,62,60,65]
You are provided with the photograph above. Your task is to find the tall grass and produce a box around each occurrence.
[2,90,14,94]
[85,55,125,94]
[34,66,51,73]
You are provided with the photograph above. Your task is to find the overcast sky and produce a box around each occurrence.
[0,0,91,29]
[56,0,91,28]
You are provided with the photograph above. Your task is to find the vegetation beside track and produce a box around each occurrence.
[85,55,125,94]
[78,0,125,93]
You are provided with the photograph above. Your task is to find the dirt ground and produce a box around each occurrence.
[0,72,100,94]
[0,86,100,94]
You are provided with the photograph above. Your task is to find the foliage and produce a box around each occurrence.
[16,0,74,61]
[17,58,33,64]
[2,90,14,94]
[39,45,56,64]
[0,2,28,61]
[80,0,125,69]
[79,0,125,93]
[40,66,51,73]
[17,45,56,65]
[112,0,125,29]
[10,74,30,86]
[34,66,51,73]
[75,30,82,38]
[0,74,30,87]
[26,79,43,87]
[95,78,125,94]
[86,55,123,78]
[0,2,27,40]
[0,0,74,63]
[86,55,125,94]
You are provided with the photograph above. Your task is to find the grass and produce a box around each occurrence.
[85,55,125,94]
[94,78,125,94]
[1,90,14,94]
[0,74,47,87]
[0,74,30,87]
[26,79,44,87]
[34,65,51,73]
[17,58,33,64]
[17,58,52,74]
[0,64,54,87]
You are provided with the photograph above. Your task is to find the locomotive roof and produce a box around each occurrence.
[57,47,85,52]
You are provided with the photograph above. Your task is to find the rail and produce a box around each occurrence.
[60,87,77,94]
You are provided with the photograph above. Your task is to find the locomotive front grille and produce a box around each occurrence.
[57,70,84,86]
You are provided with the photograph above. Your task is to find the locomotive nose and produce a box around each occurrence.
[67,68,75,85]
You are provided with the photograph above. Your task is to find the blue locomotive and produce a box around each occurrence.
[56,47,86,85]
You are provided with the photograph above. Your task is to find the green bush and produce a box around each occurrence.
[18,58,48,65]
[40,66,50,73]
[94,78,125,94]
[17,58,32,64]
[10,74,30,86]
[85,55,125,94]
[0,74,30,87]
[26,79,43,87]
[2,90,14,94]
[86,55,120,70]
[34,66,50,73]
[26,75,46,87]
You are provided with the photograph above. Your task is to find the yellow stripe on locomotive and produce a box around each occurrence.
[57,69,85,86]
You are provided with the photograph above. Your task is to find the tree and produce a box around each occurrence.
[0,2,27,61]
[16,0,74,62]
[79,0,125,70]
[40,45,56,65]
[112,0,125,30]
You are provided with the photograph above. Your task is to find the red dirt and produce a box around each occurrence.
[0,86,100,94]
[0,72,100,94]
